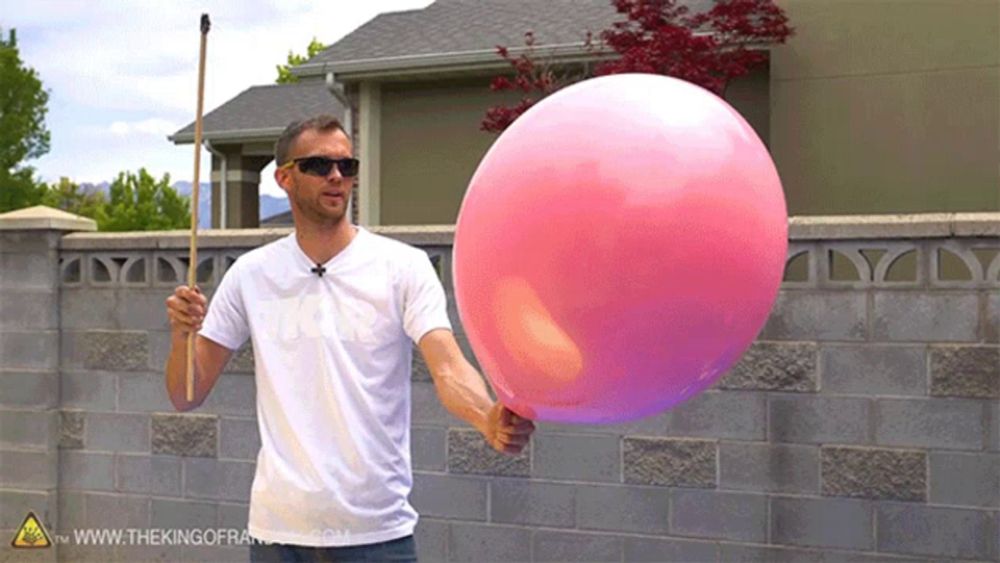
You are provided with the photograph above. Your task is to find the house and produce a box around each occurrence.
[171,0,999,228]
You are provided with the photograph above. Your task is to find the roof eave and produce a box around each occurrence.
[169,127,287,146]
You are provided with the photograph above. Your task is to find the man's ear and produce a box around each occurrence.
[274,166,292,193]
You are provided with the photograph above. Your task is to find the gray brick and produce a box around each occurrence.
[533,433,619,482]
[227,343,255,374]
[0,330,57,370]
[59,411,83,449]
[0,291,56,330]
[0,252,55,288]
[0,370,58,408]
[59,450,114,491]
[0,450,56,488]
[411,343,431,382]
[219,417,260,460]
[875,398,984,450]
[532,530,622,562]
[152,413,217,457]
[622,536,718,563]
[0,490,56,530]
[60,370,116,410]
[576,484,669,534]
[873,292,979,342]
[662,391,767,440]
[114,290,173,331]
[411,381,462,426]
[821,345,927,396]
[447,428,529,477]
[58,491,86,530]
[183,458,254,502]
[150,498,218,530]
[411,426,445,471]
[0,231,61,253]
[989,401,999,451]
[448,523,530,562]
[0,409,56,449]
[147,329,173,371]
[771,496,873,550]
[118,372,175,412]
[59,289,116,330]
[670,489,767,542]
[116,454,182,496]
[719,442,818,494]
[760,291,867,341]
[929,452,999,508]
[987,292,999,343]
[84,412,150,453]
[623,437,716,488]
[414,518,447,563]
[218,503,249,529]
[82,330,148,370]
[718,342,818,392]
[717,544,850,562]
[410,472,487,520]
[489,479,575,527]
[821,446,926,502]
[929,345,999,398]
[877,503,996,560]
[198,374,256,416]
[770,396,871,444]
[84,493,149,529]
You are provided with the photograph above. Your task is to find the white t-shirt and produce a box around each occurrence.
[199,226,451,547]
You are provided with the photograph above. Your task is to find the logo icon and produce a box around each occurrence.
[10,512,52,549]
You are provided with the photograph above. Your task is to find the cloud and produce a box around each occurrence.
[108,118,178,138]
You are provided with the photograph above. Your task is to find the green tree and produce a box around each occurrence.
[0,28,51,212]
[96,169,190,231]
[39,177,107,219]
[276,37,326,84]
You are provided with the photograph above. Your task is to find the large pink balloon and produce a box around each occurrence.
[453,74,787,423]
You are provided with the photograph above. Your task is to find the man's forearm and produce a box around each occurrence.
[433,359,495,435]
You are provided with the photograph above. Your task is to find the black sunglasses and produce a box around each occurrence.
[280,156,360,177]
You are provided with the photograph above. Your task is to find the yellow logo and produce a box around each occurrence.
[10,512,51,549]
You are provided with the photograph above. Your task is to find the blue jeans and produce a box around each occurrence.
[249,534,417,562]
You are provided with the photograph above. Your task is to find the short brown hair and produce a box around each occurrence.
[274,115,346,165]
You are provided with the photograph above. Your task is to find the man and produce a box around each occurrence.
[164,115,535,562]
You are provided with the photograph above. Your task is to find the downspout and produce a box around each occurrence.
[326,71,354,223]
[203,140,227,229]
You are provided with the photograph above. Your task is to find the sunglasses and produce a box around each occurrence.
[279,156,360,177]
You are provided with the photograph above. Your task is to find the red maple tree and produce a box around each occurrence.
[482,0,794,132]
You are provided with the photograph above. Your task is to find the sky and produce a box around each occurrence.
[3,0,435,197]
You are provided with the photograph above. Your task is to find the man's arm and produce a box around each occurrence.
[164,285,233,411]
[418,328,535,455]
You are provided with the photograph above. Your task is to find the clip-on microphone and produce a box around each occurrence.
[311,264,326,277]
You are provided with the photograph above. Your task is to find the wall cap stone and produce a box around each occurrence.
[788,212,1000,239]
[0,205,96,232]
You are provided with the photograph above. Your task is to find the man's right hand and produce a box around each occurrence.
[166,285,206,334]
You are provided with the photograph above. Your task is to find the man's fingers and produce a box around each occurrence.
[499,432,531,447]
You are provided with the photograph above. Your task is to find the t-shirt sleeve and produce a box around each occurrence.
[403,250,453,344]
[199,260,250,351]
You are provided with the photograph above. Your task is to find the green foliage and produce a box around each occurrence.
[39,177,106,218]
[276,37,326,84]
[0,167,45,212]
[96,169,190,231]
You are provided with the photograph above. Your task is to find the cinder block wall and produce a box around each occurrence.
[1,216,997,562]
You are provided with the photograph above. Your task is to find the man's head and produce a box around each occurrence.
[274,115,356,227]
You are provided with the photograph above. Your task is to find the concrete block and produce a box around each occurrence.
[0,370,58,408]
[873,292,979,342]
[197,374,256,416]
[489,478,575,527]
[877,503,996,560]
[821,446,926,502]
[771,496,873,550]
[929,452,999,508]
[929,345,1000,398]
[987,292,999,343]
[0,490,56,530]
[0,230,61,253]
[622,536,718,563]
[760,291,867,341]
[151,413,218,457]
[770,395,871,444]
[576,484,669,534]
[447,523,530,563]
[116,454,182,496]
[217,502,249,529]
[623,437,716,488]
[227,343,255,374]
[532,530,622,562]
[718,342,818,392]
[59,450,113,491]
[662,391,767,440]
[716,544,835,562]
[219,417,260,461]
[875,398,984,450]
[0,450,56,488]
[989,401,999,451]
[81,330,149,371]
[411,381,462,426]
[411,344,431,382]
[146,330,173,371]
[0,252,55,289]
[821,344,927,396]
[0,331,57,370]
[0,409,56,450]
[59,411,83,449]
[57,491,86,531]
[60,370,116,410]
[150,498,218,530]
[719,442,819,494]
[83,492,150,529]
[0,291,56,330]
[58,289,116,330]
[414,518,447,563]
[117,372,175,412]
[113,290,173,331]
[411,425,445,471]
[84,412,150,453]
[447,428,529,477]
[183,458,255,502]
[670,489,767,542]
[410,472,487,521]
[532,433,619,483]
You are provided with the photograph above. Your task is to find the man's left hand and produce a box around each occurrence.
[483,403,536,455]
